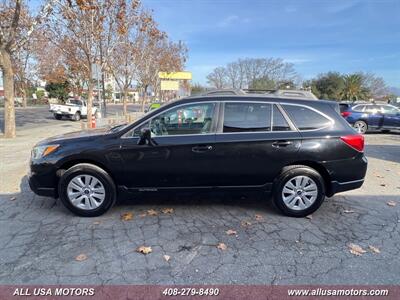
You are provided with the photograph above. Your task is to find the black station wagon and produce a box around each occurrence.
[29,95,367,217]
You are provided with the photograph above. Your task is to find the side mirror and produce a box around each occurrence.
[137,128,157,146]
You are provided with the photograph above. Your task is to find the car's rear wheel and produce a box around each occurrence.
[54,114,62,120]
[58,163,116,217]
[354,120,367,134]
[273,165,326,217]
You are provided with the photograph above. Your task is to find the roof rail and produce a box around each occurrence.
[198,88,318,100]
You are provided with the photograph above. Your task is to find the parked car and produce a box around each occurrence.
[30,95,367,217]
[49,99,99,121]
[340,103,400,134]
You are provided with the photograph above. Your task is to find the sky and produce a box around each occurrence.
[141,0,400,87]
[21,0,400,88]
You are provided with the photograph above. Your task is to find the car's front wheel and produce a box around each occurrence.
[354,120,368,134]
[72,112,81,121]
[273,165,326,217]
[58,163,116,217]
[54,114,62,120]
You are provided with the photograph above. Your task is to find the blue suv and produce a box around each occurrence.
[340,103,400,134]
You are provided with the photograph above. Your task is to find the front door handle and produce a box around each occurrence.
[272,140,293,148]
[192,145,213,153]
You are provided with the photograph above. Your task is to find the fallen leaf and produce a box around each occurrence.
[217,243,227,251]
[136,246,152,255]
[75,254,87,261]
[368,245,381,254]
[121,212,133,221]
[10,197,16,201]
[306,215,313,220]
[380,184,386,187]
[163,255,171,262]
[348,243,367,256]
[255,214,264,221]
[93,221,101,225]
[387,201,397,207]
[139,212,147,218]
[343,209,355,214]
[376,174,384,178]
[147,209,158,216]
[162,208,174,214]
[241,220,252,227]
[226,229,237,236]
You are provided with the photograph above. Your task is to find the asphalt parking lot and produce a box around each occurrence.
[0,104,141,134]
[0,122,399,284]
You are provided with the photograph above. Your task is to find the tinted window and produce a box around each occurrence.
[283,105,332,130]
[130,103,216,137]
[352,105,365,112]
[223,102,271,132]
[339,104,350,112]
[364,105,381,114]
[272,105,291,131]
[381,105,400,114]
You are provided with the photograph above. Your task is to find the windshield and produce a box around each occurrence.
[109,123,129,132]
[68,100,82,105]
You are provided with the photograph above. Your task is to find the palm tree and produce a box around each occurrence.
[341,74,370,101]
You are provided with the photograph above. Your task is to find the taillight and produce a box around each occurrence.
[340,134,364,152]
[341,111,351,117]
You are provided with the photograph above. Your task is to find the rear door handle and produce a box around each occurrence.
[192,145,213,153]
[272,140,292,148]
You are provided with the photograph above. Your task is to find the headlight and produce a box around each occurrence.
[31,144,60,160]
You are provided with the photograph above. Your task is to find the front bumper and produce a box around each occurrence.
[28,172,58,198]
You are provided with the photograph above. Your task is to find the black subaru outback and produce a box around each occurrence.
[29,95,367,217]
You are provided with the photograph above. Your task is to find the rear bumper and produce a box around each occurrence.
[330,178,364,195]
[323,154,368,197]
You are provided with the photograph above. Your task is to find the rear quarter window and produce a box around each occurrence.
[282,104,332,130]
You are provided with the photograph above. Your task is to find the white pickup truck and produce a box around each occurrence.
[49,99,99,121]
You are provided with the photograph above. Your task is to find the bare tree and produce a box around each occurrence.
[108,4,145,116]
[206,57,298,90]
[360,72,388,99]
[47,0,127,127]
[206,67,227,89]
[134,12,187,111]
[0,0,54,138]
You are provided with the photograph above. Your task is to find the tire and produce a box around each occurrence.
[353,120,367,134]
[72,111,81,121]
[54,114,62,120]
[272,165,326,217]
[58,163,116,217]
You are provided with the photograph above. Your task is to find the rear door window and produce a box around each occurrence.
[223,102,271,132]
[282,105,332,130]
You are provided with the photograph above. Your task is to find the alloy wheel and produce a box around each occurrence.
[67,174,105,210]
[354,121,367,134]
[282,175,318,211]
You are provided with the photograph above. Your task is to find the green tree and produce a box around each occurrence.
[45,81,70,101]
[105,84,114,101]
[308,72,344,100]
[341,74,370,101]
[249,76,275,90]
